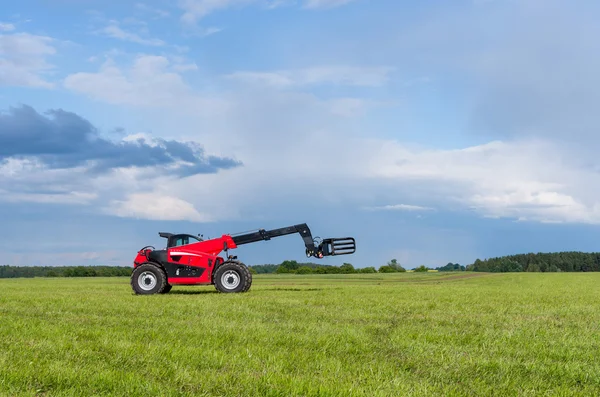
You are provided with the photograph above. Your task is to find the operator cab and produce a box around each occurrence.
[159,232,204,248]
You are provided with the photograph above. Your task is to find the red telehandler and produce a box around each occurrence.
[130,223,356,294]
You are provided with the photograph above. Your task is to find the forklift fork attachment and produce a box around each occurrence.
[320,237,356,256]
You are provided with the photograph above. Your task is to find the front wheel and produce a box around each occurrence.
[214,262,252,293]
[131,262,168,295]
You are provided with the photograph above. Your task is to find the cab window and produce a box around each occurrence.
[173,236,190,247]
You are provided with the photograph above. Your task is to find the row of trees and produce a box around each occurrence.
[0,265,132,279]
[249,253,600,275]
[467,252,600,272]
[248,259,465,274]
[249,259,408,274]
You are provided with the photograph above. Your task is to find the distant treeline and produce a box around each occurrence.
[0,265,132,279]
[468,252,600,272]
[248,260,465,274]
[250,260,382,274]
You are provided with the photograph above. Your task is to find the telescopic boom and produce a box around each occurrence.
[230,223,356,258]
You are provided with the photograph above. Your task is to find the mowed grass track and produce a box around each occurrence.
[1,273,600,396]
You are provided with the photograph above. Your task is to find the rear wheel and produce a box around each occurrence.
[214,262,252,293]
[131,262,168,295]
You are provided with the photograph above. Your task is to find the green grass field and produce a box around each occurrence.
[1,272,600,396]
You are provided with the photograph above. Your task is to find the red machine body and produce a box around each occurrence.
[132,234,237,286]
[130,223,356,295]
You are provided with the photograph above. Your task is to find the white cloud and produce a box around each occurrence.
[0,23,15,32]
[0,157,219,222]
[179,0,356,23]
[135,3,171,18]
[106,193,210,222]
[224,66,394,88]
[0,32,56,88]
[180,0,258,23]
[169,55,198,72]
[203,27,222,36]
[366,204,435,212]
[326,97,370,117]
[173,63,198,72]
[99,20,165,46]
[0,157,108,207]
[303,0,356,9]
[63,55,228,114]
[359,138,600,224]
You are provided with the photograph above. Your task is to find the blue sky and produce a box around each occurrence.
[2,0,600,269]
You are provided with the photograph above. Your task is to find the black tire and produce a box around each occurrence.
[214,261,252,293]
[131,262,168,295]
[159,284,172,294]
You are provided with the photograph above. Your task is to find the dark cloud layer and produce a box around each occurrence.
[0,105,242,176]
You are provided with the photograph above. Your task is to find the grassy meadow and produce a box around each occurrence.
[1,272,600,396]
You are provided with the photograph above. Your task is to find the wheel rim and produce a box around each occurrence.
[138,271,157,291]
[221,270,240,289]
